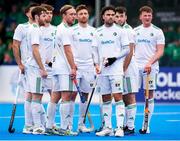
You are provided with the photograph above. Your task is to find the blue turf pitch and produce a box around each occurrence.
[0,103,180,140]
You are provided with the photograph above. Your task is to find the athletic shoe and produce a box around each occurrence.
[22,125,33,134]
[124,126,135,135]
[78,124,93,133]
[115,127,124,137]
[32,126,45,135]
[45,128,59,135]
[68,130,78,136]
[96,127,114,136]
[58,128,78,136]
[52,125,60,132]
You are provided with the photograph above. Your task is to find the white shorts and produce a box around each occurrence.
[123,59,139,95]
[77,70,95,93]
[25,66,44,94]
[123,76,139,95]
[96,75,124,95]
[43,77,53,92]
[138,68,158,90]
[53,74,76,92]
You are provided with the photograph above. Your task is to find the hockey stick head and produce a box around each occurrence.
[139,129,147,134]
[8,127,15,133]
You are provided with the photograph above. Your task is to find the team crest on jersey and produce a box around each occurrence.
[90,83,94,88]
[137,33,140,36]
[51,33,54,36]
[77,32,80,35]
[99,33,103,37]
[113,32,117,36]
[90,32,93,36]
[150,33,154,36]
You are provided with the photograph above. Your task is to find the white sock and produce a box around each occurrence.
[78,101,87,126]
[24,100,33,126]
[40,104,47,127]
[124,107,127,127]
[142,98,154,129]
[31,101,43,127]
[126,103,136,129]
[102,101,112,128]
[69,101,75,130]
[46,102,57,129]
[115,100,125,128]
[60,101,71,130]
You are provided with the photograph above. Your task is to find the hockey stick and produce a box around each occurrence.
[139,74,150,134]
[83,61,105,130]
[73,79,94,130]
[82,75,98,126]
[8,71,22,133]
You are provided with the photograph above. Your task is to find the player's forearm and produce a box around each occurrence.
[32,45,45,70]
[64,45,76,69]
[148,45,164,65]
[12,41,22,66]
[123,43,134,69]
[92,46,99,65]
[117,45,130,60]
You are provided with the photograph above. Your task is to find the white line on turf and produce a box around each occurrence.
[0,112,180,119]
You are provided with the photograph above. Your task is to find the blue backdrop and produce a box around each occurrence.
[136,67,180,103]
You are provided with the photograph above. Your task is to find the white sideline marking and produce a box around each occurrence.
[166,120,180,122]
[1,112,180,119]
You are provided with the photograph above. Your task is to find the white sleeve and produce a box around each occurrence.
[61,28,71,46]
[128,29,136,44]
[31,27,40,45]
[157,29,165,45]
[13,25,23,41]
[116,29,130,59]
[92,32,99,64]
[120,29,130,47]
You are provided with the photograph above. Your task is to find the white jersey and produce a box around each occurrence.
[40,24,56,64]
[123,23,135,44]
[70,24,95,71]
[52,22,72,75]
[134,24,165,70]
[122,23,138,76]
[26,23,46,68]
[40,24,56,76]
[13,22,30,65]
[92,23,129,75]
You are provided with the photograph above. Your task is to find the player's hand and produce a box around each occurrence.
[18,64,25,74]
[144,63,151,74]
[70,68,76,80]
[104,57,117,67]
[40,69,48,78]
[95,64,101,74]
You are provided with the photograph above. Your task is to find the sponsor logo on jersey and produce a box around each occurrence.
[44,38,53,42]
[101,40,115,45]
[79,39,92,42]
[137,39,150,43]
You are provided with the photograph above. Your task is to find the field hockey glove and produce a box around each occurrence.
[104,57,117,67]
[48,62,52,67]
